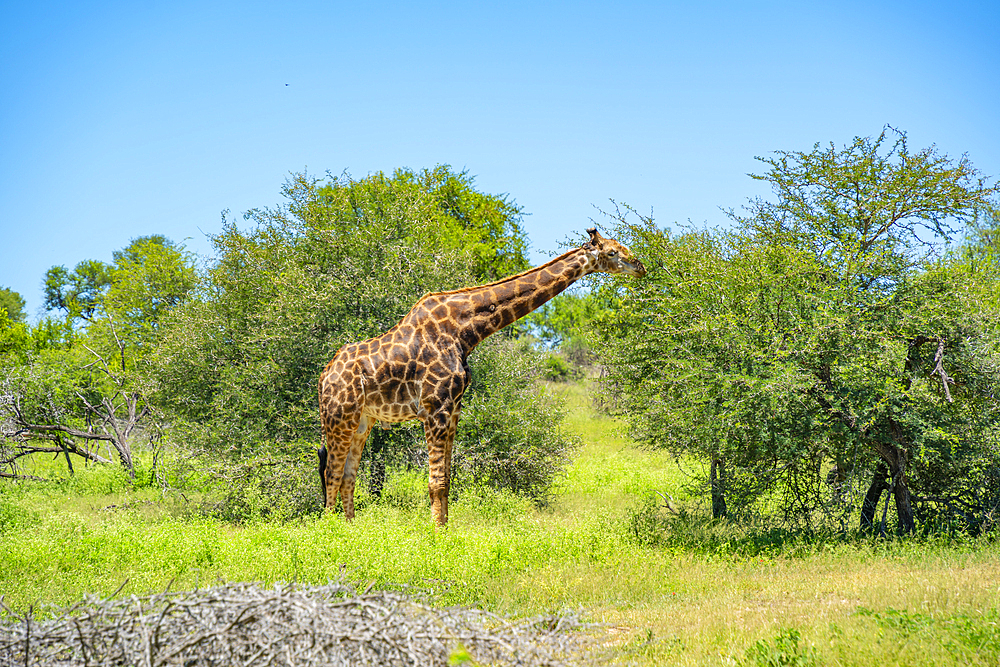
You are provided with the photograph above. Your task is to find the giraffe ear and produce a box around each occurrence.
[585,227,603,249]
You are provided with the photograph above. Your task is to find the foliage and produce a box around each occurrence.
[454,338,578,502]
[539,352,581,382]
[390,165,530,282]
[152,169,516,447]
[102,235,198,344]
[3,237,195,479]
[0,288,26,324]
[594,129,1000,533]
[742,628,819,667]
[43,260,112,322]
[0,308,31,363]
[150,167,573,501]
[2,382,1000,667]
[527,289,606,372]
[195,446,325,524]
[1,339,152,477]
[527,290,602,347]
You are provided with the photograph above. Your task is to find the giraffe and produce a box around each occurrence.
[318,227,646,526]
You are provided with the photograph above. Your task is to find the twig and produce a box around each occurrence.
[0,582,602,666]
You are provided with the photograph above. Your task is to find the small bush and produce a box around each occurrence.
[196,446,324,524]
[540,353,580,382]
[625,494,672,547]
[454,338,578,503]
[560,335,595,370]
[624,494,846,559]
[64,464,137,496]
[456,484,533,524]
[742,628,819,667]
[378,469,429,511]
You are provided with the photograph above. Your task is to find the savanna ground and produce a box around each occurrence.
[1,381,998,666]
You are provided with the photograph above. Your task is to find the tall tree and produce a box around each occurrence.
[99,235,198,349]
[43,260,112,322]
[0,288,26,324]
[3,236,195,479]
[596,129,1000,533]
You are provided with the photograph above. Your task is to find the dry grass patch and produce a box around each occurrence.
[582,550,1000,666]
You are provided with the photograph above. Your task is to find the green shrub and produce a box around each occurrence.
[454,338,578,503]
[64,463,137,496]
[376,469,428,511]
[743,628,819,667]
[455,484,534,524]
[540,353,580,382]
[195,445,325,524]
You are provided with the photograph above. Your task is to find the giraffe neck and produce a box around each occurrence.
[451,247,595,353]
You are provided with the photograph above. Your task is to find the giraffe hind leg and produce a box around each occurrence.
[339,415,374,520]
[323,423,356,515]
[317,446,328,510]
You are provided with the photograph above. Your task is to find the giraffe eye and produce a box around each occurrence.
[607,250,618,257]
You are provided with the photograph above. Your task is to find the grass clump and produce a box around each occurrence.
[742,628,819,667]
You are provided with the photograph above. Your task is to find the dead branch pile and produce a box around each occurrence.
[0,582,601,666]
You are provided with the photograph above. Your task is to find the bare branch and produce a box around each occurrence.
[0,471,46,482]
[80,343,115,381]
[7,421,114,443]
[932,337,954,403]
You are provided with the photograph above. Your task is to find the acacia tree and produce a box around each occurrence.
[44,260,112,323]
[2,237,195,479]
[151,168,519,447]
[596,129,999,533]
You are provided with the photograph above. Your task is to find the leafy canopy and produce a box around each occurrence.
[0,288,26,324]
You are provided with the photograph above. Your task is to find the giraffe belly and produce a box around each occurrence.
[363,387,420,424]
[364,405,418,424]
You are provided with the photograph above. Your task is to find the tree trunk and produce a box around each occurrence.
[890,454,916,534]
[860,463,889,534]
[710,457,727,519]
[367,426,387,499]
[884,420,916,534]
[56,435,74,475]
[864,440,917,535]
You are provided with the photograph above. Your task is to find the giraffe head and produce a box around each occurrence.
[583,228,647,277]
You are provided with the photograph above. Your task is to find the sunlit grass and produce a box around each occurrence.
[1,379,998,665]
[543,380,690,516]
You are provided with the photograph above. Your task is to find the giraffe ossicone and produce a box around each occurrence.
[318,227,646,526]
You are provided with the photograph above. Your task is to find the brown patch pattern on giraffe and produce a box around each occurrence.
[318,227,646,526]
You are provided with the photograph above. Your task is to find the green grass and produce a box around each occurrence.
[2,379,999,666]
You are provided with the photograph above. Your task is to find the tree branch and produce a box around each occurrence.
[1,443,113,467]
[0,471,47,481]
[12,422,114,443]
[932,337,954,403]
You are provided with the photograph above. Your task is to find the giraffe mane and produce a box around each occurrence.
[418,246,587,301]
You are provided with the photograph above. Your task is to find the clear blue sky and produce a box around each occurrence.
[2,1,997,320]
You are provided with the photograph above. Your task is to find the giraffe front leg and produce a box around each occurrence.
[425,410,459,527]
